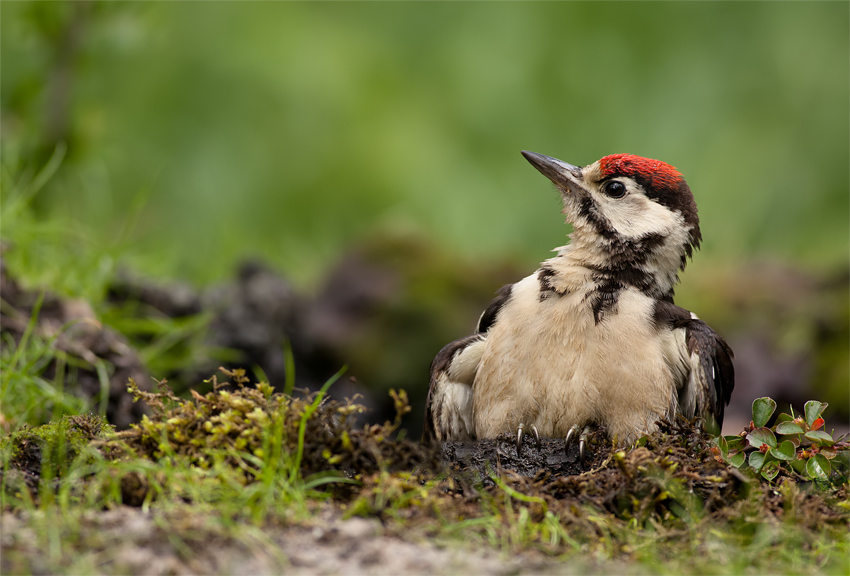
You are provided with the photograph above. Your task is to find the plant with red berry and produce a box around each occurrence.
[715,397,849,483]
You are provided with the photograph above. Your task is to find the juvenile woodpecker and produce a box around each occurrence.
[423,151,734,455]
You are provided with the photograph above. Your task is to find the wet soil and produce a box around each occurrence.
[443,428,610,482]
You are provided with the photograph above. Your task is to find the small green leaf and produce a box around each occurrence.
[804,430,835,446]
[819,448,838,459]
[723,435,745,450]
[728,451,746,468]
[747,427,777,449]
[806,454,831,479]
[775,413,794,424]
[717,436,729,456]
[752,397,777,428]
[749,451,766,471]
[761,460,780,481]
[831,451,850,473]
[775,421,804,435]
[790,457,807,474]
[769,440,796,461]
[804,401,827,427]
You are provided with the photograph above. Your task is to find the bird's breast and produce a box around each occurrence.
[472,273,678,443]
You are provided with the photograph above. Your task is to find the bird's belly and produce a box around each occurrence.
[472,287,676,444]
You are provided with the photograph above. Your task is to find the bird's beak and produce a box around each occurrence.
[521,151,585,194]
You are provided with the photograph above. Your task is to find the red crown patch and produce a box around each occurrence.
[599,154,683,191]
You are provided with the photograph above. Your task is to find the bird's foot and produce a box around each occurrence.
[565,424,592,462]
[515,423,541,455]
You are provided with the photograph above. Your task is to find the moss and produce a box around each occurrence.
[1,414,110,497]
[110,369,440,497]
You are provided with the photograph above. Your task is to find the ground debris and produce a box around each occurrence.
[411,418,846,562]
[2,370,848,574]
[1,504,530,576]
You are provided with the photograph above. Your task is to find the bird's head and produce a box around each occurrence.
[522,150,702,296]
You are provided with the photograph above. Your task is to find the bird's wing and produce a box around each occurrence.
[422,334,485,443]
[423,284,514,443]
[477,284,513,333]
[654,301,735,433]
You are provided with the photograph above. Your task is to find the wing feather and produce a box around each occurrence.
[477,284,513,333]
[685,320,735,430]
[422,334,484,443]
[654,301,734,431]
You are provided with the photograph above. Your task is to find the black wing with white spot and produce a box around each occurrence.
[684,319,735,428]
[654,301,735,430]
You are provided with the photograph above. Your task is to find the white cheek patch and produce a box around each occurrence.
[600,195,683,240]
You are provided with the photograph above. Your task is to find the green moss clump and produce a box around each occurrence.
[1,414,110,497]
[113,368,440,490]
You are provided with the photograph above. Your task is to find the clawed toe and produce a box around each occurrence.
[579,425,590,462]
[565,424,579,452]
[565,424,592,462]
[515,423,542,455]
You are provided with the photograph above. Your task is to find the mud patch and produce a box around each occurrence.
[443,427,610,482]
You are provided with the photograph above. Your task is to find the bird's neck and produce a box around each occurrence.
[550,228,687,301]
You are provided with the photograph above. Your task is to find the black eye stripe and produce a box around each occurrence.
[603,180,627,198]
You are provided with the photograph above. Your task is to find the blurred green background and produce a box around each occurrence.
[2,2,848,432]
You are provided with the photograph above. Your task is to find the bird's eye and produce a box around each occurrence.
[603,181,627,198]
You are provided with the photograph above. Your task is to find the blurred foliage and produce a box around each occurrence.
[1,2,847,287]
[1,2,847,431]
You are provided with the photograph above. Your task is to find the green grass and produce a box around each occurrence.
[0,295,102,428]
[97,302,218,395]
[0,148,115,428]
[0,378,358,573]
[1,151,216,408]
[0,144,123,304]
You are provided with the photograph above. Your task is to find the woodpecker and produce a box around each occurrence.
[423,151,734,456]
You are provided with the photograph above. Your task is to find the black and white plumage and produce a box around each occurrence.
[423,151,734,446]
